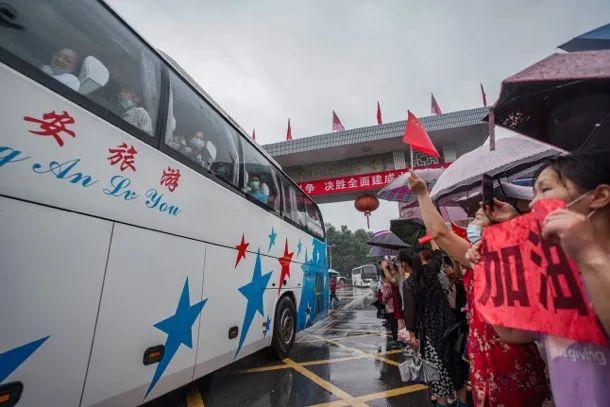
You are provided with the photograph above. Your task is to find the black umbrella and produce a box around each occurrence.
[493,50,610,152]
[367,230,411,250]
[559,24,610,52]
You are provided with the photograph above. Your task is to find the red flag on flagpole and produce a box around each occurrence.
[376,101,383,125]
[332,110,345,132]
[480,83,488,107]
[252,128,256,141]
[286,119,292,141]
[403,110,440,158]
[431,93,442,115]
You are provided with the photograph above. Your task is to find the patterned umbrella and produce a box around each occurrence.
[377,167,446,205]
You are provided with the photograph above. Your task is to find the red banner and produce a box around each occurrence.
[474,199,607,345]
[298,164,448,196]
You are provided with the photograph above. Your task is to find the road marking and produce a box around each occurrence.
[185,385,205,407]
[312,335,401,366]
[282,358,367,407]
[357,384,428,402]
[297,332,388,344]
[308,384,428,407]
[236,348,403,373]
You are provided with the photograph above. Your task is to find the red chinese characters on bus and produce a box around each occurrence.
[160,167,181,192]
[23,110,76,147]
[107,143,138,172]
[474,199,607,345]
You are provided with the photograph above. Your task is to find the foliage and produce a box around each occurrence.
[325,223,372,277]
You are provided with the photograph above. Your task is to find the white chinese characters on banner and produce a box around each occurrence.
[304,184,315,194]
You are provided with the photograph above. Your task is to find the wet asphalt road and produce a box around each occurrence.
[146,285,431,407]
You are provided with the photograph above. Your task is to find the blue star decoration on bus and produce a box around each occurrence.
[236,249,272,357]
[267,227,277,252]
[146,278,206,397]
[297,239,329,330]
[0,336,50,383]
[263,315,272,337]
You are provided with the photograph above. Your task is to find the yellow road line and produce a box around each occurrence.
[185,385,205,407]
[298,332,388,344]
[308,384,428,406]
[282,358,368,407]
[357,384,428,402]
[312,335,401,366]
[236,345,405,374]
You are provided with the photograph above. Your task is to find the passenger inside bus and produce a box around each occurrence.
[186,131,216,169]
[117,87,153,136]
[41,48,81,91]
[246,175,270,204]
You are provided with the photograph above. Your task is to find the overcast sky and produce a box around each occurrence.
[107,0,608,231]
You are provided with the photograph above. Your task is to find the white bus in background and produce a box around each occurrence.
[0,1,329,406]
[351,264,378,288]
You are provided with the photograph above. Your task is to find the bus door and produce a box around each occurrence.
[81,224,206,405]
[0,197,112,407]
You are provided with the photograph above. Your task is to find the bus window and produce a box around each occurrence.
[304,196,324,239]
[164,71,240,187]
[0,0,161,139]
[281,178,300,225]
[241,140,281,214]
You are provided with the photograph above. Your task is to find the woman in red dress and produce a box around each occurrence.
[407,171,547,406]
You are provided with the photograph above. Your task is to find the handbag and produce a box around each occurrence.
[399,346,422,382]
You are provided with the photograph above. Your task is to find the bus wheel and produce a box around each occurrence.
[272,296,296,358]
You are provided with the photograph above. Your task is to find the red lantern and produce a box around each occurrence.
[354,194,380,229]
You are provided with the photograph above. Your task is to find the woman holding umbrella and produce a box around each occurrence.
[407,171,547,407]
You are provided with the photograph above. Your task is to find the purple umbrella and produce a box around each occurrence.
[377,167,446,205]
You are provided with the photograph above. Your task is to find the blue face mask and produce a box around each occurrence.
[467,222,482,244]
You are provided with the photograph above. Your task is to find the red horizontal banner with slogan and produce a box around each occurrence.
[474,199,607,345]
[298,164,447,196]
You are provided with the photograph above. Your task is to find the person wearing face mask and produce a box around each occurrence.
[118,87,153,136]
[187,131,213,168]
[407,170,548,407]
[41,48,81,91]
[246,175,269,204]
[468,151,610,407]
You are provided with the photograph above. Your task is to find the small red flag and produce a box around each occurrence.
[431,93,442,115]
[480,83,488,107]
[252,128,256,141]
[332,110,345,132]
[376,101,383,125]
[286,119,292,141]
[403,111,440,158]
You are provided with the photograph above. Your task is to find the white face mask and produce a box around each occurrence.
[250,181,260,189]
[566,190,597,219]
[190,138,205,148]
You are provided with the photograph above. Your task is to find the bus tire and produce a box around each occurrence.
[271,295,296,358]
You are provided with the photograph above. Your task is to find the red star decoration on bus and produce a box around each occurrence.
[277,239,294,294]
[235,234,249,268]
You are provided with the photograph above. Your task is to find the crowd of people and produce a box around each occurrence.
[373,150,609,407]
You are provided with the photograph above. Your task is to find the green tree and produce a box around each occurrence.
[325,223,372,278]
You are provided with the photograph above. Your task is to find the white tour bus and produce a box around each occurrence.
[351,264,378,288]
[0,1,329,405]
